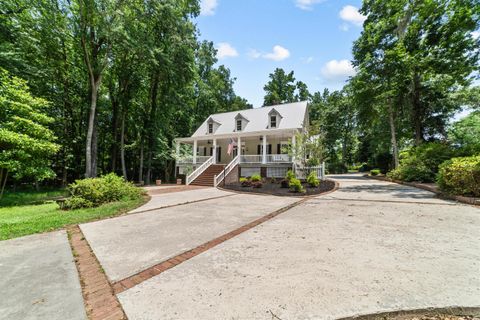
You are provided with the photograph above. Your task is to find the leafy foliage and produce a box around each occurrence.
[0,68,59,196]
[369,169,381,176]
[448,111,480,156]
[285,170,295,182]
[64,173,144,209]
[437,156,480,197]
[250,174,261,182]
[306,171,319,187]
[289,178,305,193]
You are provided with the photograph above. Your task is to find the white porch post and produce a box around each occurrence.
[237,136,241,156]
[291,134,296,163]
[213,138,217,164]
[262,134,267,164]
[175,141,180,169]
[193,140,197,164]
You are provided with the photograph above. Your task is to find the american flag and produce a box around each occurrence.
[227,138,237,155]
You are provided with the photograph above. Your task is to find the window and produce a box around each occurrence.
[208,122,213,133]
[270,115,277,128]
[236,119,242,131]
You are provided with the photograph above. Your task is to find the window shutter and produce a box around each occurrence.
[204,147,207,156]
[257,145,261,155]
[210,147,213,156]
[277,144,281,154]
[268,144,272,154]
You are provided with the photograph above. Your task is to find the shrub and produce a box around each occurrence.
[370,169,381,176]
[252,181,263,188]
[358,162,372,172]
[437,155,480,197]
[270,177,277,184]
[251,174,261,182]
[239,177,248,183]
[306,171,319,187]
[280,179,290,188]
[64,173,143,209]
[289,178,305,193]
[327,162,348,174]
[63,197,93,210]
[387,142,455,183]
[285,170,295,181]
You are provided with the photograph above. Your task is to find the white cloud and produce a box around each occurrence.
[216,42,238,59]
[295,0,325,10]
[472,31,480,40]
[263,45,290,61]
[321,59,356,81]
[247,49,262,59]
[200,0,218,16]
[339,5,366,27]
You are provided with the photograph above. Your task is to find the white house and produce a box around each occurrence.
[175,101,315,186]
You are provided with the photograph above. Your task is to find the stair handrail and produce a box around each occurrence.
[214,154,239,187]
[186,156,214,185]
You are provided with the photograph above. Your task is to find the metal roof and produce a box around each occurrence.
[191,101,308,138]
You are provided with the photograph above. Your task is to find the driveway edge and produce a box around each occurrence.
[337,306,480,319]
[366,175,480,207]
[67,226,127,320]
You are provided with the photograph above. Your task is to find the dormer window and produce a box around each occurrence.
[236,119,242,131]
[268,108,282,129]
[270,115,277,128]
[208,123,213,133]
[234,113,248,132]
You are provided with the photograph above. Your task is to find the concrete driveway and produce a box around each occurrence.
[114,174,480,319]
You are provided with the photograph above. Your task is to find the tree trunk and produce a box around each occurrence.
[0,168,7,200]
[138,141,144,183]
[85,78,101,178]
[110,90,119,173]
[412,72,423,146]
[388,98,399,169]
[120,110,127,180]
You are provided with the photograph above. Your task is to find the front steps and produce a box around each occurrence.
[190,164,225,186]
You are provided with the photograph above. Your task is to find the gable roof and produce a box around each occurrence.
[192,101,308,137]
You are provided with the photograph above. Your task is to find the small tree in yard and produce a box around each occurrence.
[285,124,326,168]
[0,68,59,198]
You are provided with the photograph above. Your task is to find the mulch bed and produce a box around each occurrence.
[223,179,336,197]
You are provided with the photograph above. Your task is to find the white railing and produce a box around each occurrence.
[266,154,292,163]
[214,155,239,187]
[294,162,326,180]
[239,154,292,164]
[239,155,263,163]
[186,156,214,185]
[177,156,210,165]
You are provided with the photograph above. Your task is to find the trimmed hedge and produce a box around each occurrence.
[64,173,144,209]
[437,155,480,197]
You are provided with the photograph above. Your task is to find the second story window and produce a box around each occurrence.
[236,119,242,131]
[208,123,213,133]
[270,115,277,128]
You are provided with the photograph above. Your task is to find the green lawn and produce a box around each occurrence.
[0,189,146,240]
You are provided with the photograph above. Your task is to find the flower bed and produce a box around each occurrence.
[224,179,336,197]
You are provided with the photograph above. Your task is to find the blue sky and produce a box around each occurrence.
[195,0,366,107]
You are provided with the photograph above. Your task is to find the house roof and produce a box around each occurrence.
[191,101,308,138]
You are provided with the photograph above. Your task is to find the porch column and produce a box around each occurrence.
[291,134,296,163]
[213,138,217,164]
[262,134,267,164]
[237,136,241,157]
[175,141,180,169]
[193,140,197,164]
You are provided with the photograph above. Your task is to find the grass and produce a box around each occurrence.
[0,188,147,240]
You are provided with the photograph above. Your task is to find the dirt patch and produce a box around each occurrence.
[223,179,336,197]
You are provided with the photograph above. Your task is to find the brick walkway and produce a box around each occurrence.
[68,226,126,320]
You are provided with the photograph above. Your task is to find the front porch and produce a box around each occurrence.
[175,131,297,171]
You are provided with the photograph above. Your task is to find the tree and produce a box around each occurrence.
[449,111,480,156]
[263,68,297,105]
[0,68,59,198]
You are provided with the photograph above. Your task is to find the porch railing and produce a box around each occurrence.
[177,156,210,165]
[186,156,213,185]
[266,154,292,163]
[214,155,239,187]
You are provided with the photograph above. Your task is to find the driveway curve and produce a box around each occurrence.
[117,174,480,319]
